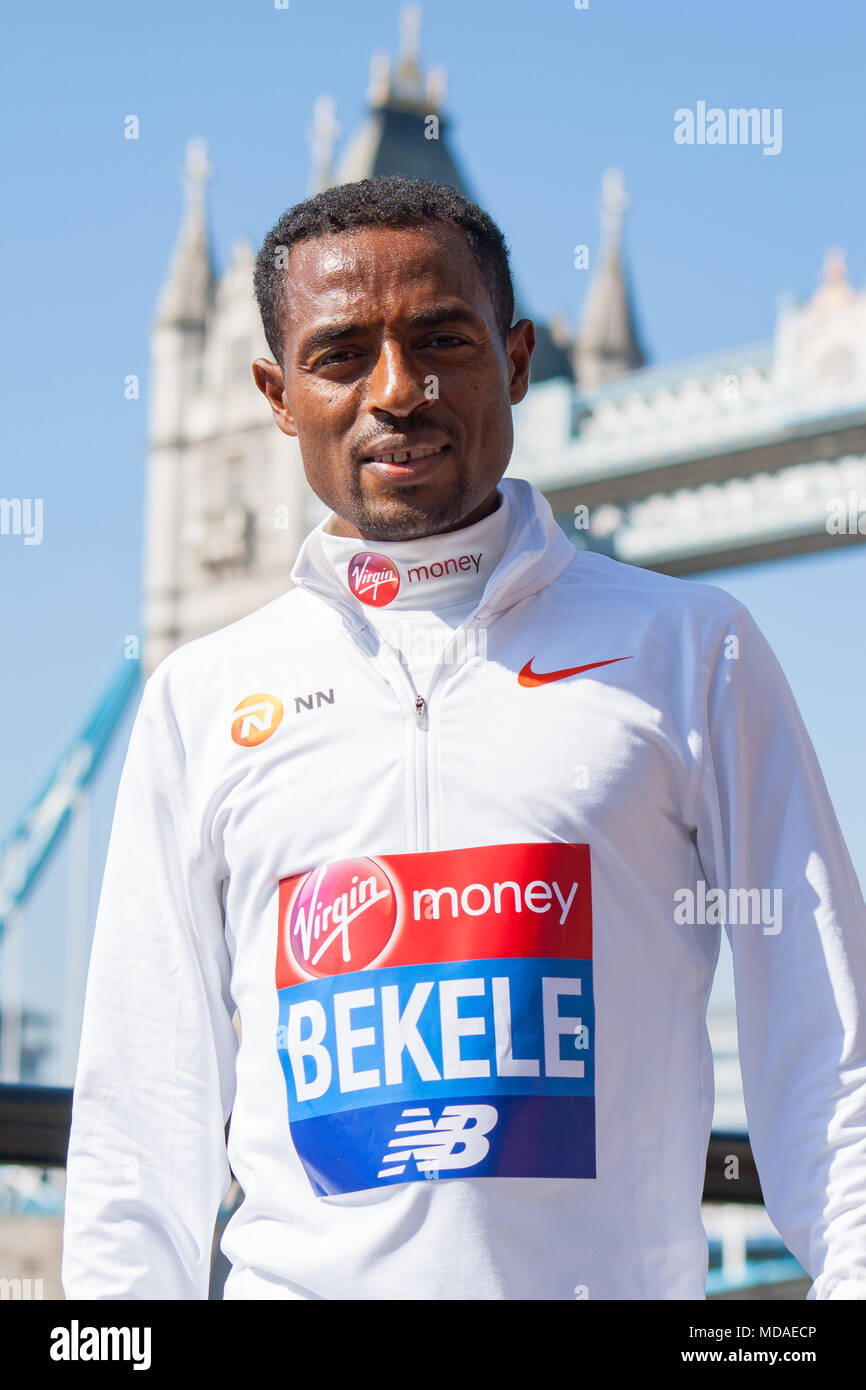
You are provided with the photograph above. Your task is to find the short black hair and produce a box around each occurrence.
[253,175,515,365]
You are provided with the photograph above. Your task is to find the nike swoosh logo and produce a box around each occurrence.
[518,656,633,688]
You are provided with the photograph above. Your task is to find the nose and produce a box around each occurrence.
[365,337,430,417]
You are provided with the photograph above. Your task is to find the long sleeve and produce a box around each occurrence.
[62,663,238,1299]
[690,601,866,1299]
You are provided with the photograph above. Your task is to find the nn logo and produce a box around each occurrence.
[231,693,284,747]
[295,689,334,712]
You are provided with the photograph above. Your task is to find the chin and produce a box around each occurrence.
[347,480,472,542]
[361,495,470,541]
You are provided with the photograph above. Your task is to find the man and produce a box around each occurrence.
[63,175,866,1300]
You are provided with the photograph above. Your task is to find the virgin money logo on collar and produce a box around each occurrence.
[407,552,482,584]
[348,552,400,607]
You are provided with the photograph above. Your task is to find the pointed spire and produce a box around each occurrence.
[394,3,423,102]
[599,167,628,243]
[426,65,448,108]
[368,52,392,106]
[307,95,341,194]
[332,3,460,189]
[155,138,214,327]
[810,246,854,313]
[365,4,446,113]
[574,167,645,389]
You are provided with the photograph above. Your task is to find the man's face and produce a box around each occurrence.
[252,220,535,540]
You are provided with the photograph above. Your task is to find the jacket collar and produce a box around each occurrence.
[289,476,576,631]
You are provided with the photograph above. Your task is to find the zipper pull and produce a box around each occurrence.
[414,695,428,728]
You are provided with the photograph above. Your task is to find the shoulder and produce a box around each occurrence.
[141,584,326,726]
[555,547,748,631]
[545,550,768,687]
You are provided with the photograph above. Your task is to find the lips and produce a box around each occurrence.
[359,442,452,482]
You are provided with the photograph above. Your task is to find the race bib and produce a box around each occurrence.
[275,843,596,1196]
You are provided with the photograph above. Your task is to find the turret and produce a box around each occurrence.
[573,168,645,390]
[143,139,214,670]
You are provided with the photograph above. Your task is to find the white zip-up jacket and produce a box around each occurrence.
[62,476,866,1300]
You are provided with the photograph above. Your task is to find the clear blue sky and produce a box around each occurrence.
[1,0,864,1074]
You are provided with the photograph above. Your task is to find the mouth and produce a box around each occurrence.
[359,442,452,482]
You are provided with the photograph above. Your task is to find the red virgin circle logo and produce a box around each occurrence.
[286,857,398,977]
[348,552,400,607]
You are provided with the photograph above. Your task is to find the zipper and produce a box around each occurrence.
[337,617,428,853]
[407,615,484,853]
[413,694,429,850]
[342,613,484,855]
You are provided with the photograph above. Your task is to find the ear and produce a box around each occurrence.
[252,358,298,438]
[507,319,536,406]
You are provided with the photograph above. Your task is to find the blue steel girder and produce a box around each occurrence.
[0,658,141,940]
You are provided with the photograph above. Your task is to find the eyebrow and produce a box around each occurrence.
[296,305,481,361]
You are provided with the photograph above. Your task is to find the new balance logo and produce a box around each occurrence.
[377,1103,499,1180]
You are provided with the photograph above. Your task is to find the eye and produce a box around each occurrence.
[426,334,465,347]
[318,349,359,365]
